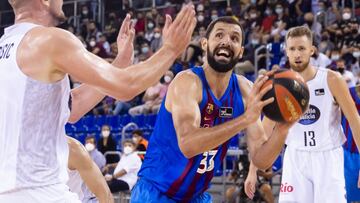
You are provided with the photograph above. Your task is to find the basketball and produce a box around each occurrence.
[261,69,310,122]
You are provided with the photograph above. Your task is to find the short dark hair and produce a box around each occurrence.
[286,26,313,44]
[205,16,245,45]
[86,135,96,142]
[132,129,143,137]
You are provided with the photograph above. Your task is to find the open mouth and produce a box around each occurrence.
[215,47,234,59]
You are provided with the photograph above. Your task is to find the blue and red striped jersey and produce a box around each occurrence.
[138,67,245,201]
[342,86,360,153]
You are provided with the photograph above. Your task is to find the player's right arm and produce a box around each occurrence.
[167,72,273,159]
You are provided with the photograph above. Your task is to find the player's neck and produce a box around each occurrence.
[203,63,232,99]
[299,65,317,82]
[14,9,55,27]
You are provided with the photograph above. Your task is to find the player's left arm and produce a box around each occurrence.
[328,71,360,151]
[68,17,134,123]
[68,137,114,203]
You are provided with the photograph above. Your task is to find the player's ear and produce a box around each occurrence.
[200,37,207,52]
[311,45,316,56]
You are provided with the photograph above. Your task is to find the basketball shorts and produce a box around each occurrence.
[0,183,81,203]
[344,149,360,202]
[279,146,347,203]
[130,178,212,203]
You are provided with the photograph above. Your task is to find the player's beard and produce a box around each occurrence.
[207,45,239,73]
[290,59,310,73]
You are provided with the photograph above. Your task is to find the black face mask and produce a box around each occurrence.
[338,68,345,74]
[352,29,358,34]
[206,45,239,73]
[321,35,329,41]
[305,21,313,27]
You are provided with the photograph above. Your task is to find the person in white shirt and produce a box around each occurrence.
[67,137,112,203]
[104,139,142,192]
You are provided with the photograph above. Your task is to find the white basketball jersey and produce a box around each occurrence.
[286,68,346,151]
[0,23,70,193]
[67,169,96,202]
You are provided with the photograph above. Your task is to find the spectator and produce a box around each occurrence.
[86,20,102,42]
[336,58,356,87]
[150,27,163,52]
[97,125,118,164]
[144,19,156,42]
[318,30,335,57]
[104,140,141,192]
[103,12,120,44]
[310,45,332,68]
[303,12,322,42]
[132,129,148,161]
[84,135,106,170]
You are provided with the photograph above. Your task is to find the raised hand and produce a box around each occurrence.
[115,14,135,67]
[245,75,274,123]
[162,4,197,57]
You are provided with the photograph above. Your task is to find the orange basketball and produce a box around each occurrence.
[261,69,310,122]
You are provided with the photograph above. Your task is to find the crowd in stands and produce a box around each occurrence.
[56,0,359,200]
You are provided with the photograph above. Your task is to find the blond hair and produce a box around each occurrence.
[286,26,313,44]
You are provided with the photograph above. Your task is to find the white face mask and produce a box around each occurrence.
[123,146,133,155]
[211,15,218,21]
[85,143,95,152]
[265,9,272,15]
[331,54,340,61]
[353,51,360,58]
[250,13,257,19]
[251,39,259,45]
[275,8,283,15]
[89,41,96,47]
[197,15,205,22]
[343,13,351,20]
[102,130,110,138]
[148,23,154,29]
[197,4,204,12]
[164,75,172,83]
[142,47,149,54]
[154,33,161,39]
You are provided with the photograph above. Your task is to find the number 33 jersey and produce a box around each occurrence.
[138,67,245,201]
[286,68,346,151]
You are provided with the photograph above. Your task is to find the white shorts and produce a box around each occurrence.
[0,183,81,203]
[279,146,347,203]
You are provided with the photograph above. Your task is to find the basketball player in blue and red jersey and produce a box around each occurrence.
[131,16,295,202]
[342,85,360,202]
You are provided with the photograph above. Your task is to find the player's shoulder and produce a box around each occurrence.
[67,136,87,158]
[326,68,343,83]
[169,69,202,90]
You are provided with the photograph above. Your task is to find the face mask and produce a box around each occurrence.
[331,55,340,61]
[226,11,233,16]
[197,15,205,22]
[82,10,89,15]
[321,35,329,41]
[134,49,139,56]
[250,13,257,19]
[251,39,259,45]
[123,146,133,155]
[343,13,351,20]
[305,21,313,27]
[211,15,218,21]
[154,33,161,39]
[275,8,283,15]
[352,29,358,34]
[89,41,96,47]
[164,75,172,83]
[265,9,272,16]
[132,137,138,144]
[142,47,149,54]
[353,51,360,58]
[338,68,345,74]
[85,143,95,152]
[102,130,110,138]
[197,4,204,12]
[148,23,154,29]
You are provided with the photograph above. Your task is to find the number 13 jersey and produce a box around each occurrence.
[286,68,346,151]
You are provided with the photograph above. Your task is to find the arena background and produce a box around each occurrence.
[1,0,359,202]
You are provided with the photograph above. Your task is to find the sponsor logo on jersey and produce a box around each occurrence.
[280,183,294,193]
[298,105,321,125]
[315,88,325,96]
[219,107,233,118]
[206,103,214,114]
